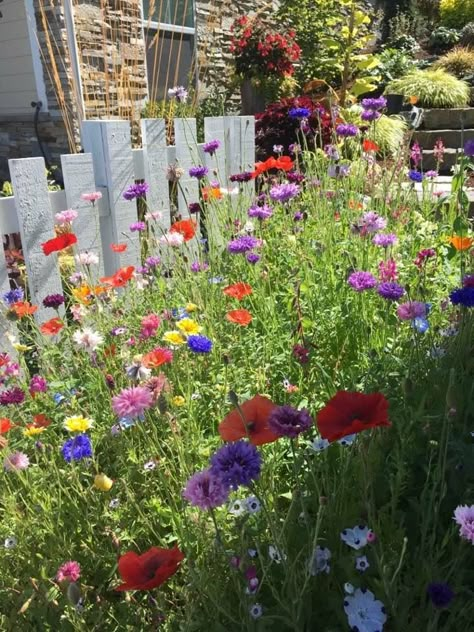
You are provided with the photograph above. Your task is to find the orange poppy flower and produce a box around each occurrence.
[111,243,127,253]
[218,394,279,445]
[226,309,252,326]
[202,187,223,201]
[362,139,379,153]
[348,200,363,210]
[11,301,38,318]
[41,233,77,255]
[142,347,173,368]
[449,236,473,251]
[33,414,51,428]
[0,418,13,433]
[100,266,135,288]
[253,156,294,177]
[72,285,92,304]
[169,219,197,242]
[40,317,64,336]
[223,282,253,300]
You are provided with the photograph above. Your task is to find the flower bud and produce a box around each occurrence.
[94,473,114,492]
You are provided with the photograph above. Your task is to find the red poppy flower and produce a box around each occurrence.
[226,309,252,326]
[11,301,38,318]
[317,391,390,442]
[169,219,197,242]
[449,236,473,251]
[111,243,127,253]
[0,418,13,433]
[218,394,279,445]
[41,233,77,255]
[223,282,253,300]
[40,317,64,336]
[32,414,51,428]
[116,545,184,591]
[253,156,294,177]
[142,347,173,368]
[362,139,379,153]
[100,266,135,288]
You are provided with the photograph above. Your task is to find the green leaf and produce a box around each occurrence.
[453,216,469,233]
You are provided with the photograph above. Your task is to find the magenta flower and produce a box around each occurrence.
[454,505,474,544]
[29,375,48,394]
[397,301,427,321]
[112,386,153,419]
[4,451,30,472]
[348,271,377,292]
[183,469,230,510]
[56,560,81,583]
[379,258,398,282]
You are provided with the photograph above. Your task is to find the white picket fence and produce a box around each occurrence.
[0,116,255,328]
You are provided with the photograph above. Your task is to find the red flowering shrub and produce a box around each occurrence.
[230,16,301,79]
[255,96,334,159]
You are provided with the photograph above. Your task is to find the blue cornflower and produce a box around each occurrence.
[210,440,261,489]
[189,166,209,179]
[408,170,424,183]
[413,317,429,333]
[289,107,310,118]
[2,288,24,306]
[61,434,93,462]
[187,334,213,354]
[336,123,359,137]
[450,286,474,307]
[227,235,259,254]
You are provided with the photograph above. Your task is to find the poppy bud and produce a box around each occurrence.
[228,391,239,406]
[67,582,81,606]
[94,473,114,492]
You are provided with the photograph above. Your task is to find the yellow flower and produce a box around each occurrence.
[162,331,186,345]
[176,318,202,335]
[171,395,185,407]
[94,473,114,492]
[72,285,92,305]
[13,343,30,352]
[186,302,198,312]
[23,426,45,437]
[63,415,94,432]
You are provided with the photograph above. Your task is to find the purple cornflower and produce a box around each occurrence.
[129,221,146,232]
[454,505,474,544]
[450,286,474,307]
[29,375,48,394]
[361,96,387,110]
[248,204,273,220]
[336,123,359,137]
[61,434,93,463]
[246,253,260,264]
[210,440,261,489]
[268,405,313,438]
[145,256,161,269]
[190,261,209,273]
[188,202,201,214]
[427,583,454,608]
[187,335,212,354]
[372,233,398,248]
[183,469,230,509]
[425,170,438,178]
[229,172,253,183]
[227,235,259,254]
[269,183,300,203]
[397,301,427,320]
[377,282,405,301]
[287,171,305,183]
[123,183,149,200]
[463,274,474,287]
[2,288,24,306]
[289,107,310,118]
[348,271,377,292]
[4,451,29,472]
[168,85,188,102]
[294,211,304,221]
[361,110,381,122]
[358,211,387,235]
[0,387,25,405]
[408,170,424,183]
[42,293,65,309]
[325,145,340,160]
[289,143,301,155]
[203,140,221,155]
[112,386,153,419]
[189,166,209,179]
[464,139,474,157]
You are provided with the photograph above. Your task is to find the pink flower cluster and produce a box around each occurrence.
[140,313,161,339]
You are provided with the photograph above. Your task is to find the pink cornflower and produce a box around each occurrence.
[378,258,398,282]
[112,386,153,419]
[140,313,161,339]
[4,451,30,472]
[81,191,102,203]
[453,505,474,544]
[55,209,78,225]
[397,301,427,321]
[56,560,81,583]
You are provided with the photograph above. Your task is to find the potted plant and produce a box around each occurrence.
[230,16,301,115]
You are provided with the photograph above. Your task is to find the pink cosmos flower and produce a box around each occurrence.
[112,386,153,419]
[55,209,78,225]
[4,451,30,471]
[454,505,474,544]
[81,192,102,202]
[56,560,81,583]
[397,301,427,321]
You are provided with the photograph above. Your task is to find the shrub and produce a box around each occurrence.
[374,48,418,85]
[387,33,420,53]
[460,22,474,47]
[433,46,474,78]
[428,26,460,52]
[440,0,474,29]
[386,69,470,107]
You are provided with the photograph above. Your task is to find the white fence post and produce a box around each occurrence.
[81,120,139,276]
[141,119,171,233]
[204,116,227,183]
[174,118,200,219]
[8,157,65,323]
[61,152,104,278]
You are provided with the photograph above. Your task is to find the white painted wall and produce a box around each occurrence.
[0,0,40,116]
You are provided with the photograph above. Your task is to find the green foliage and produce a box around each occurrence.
[386,68,470,107]
[428,26,461,52]
[370,114,408,153]
[460,21,474,47]
[440,0,474,28]
[373,48,419,85]
[433,46,474,78]
[387,33,420,53]
[388,9,428,43]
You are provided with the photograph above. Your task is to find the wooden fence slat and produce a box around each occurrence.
[61,153,104,278]
[141,119,171,231]
[8,157,64,322]
[204,117,227,183]
[81,120,139,276]
[239,115,256,199]
[174,118,199,218]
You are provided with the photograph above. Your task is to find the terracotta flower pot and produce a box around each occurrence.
[240,79,266,115]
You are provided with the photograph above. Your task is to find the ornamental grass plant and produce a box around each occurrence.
[0,107,473,632]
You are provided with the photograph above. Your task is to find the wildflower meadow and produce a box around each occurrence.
[0,105,473,632]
